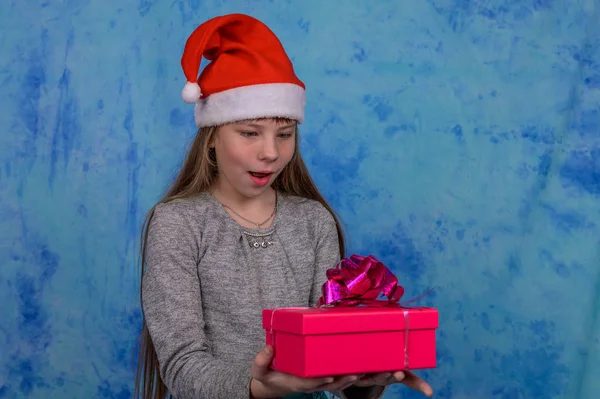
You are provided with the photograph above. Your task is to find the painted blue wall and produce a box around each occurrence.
[1,1,599,398]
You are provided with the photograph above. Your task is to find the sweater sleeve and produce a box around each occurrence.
[308,205,386,399]
[141,202,252,399]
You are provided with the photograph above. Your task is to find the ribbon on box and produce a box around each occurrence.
[318,254,405,307]
[317,254,433,369]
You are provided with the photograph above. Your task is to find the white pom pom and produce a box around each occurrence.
[181,82,201,103]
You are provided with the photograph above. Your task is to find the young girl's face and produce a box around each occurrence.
[211,118,297,199]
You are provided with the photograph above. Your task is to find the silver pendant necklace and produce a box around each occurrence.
[220,198,278,249]
[242,230,276,249]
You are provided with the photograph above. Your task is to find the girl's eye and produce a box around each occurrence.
[278,132,293,139]
[240,131,258,137]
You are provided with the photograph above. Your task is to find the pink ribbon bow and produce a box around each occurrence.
[318,254,405,307]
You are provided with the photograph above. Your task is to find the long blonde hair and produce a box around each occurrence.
[133,118,345,399]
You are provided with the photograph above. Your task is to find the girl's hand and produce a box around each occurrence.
[352,371,433,397]
[250,346,359,398]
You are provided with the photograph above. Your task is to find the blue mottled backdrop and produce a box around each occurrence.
[1,1,599,398]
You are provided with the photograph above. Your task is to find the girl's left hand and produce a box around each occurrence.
[353,371,433,397]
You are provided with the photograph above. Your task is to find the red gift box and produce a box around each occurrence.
[262,254,439,378]
[262,306,438,378]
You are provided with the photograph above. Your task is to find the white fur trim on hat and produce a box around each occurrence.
[194,83,306,127]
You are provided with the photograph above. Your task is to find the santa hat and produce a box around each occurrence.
[180,13,306,128]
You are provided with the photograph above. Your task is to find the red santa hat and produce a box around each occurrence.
[180,13,306,128]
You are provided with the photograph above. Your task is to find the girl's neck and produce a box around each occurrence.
[210,181,276,211]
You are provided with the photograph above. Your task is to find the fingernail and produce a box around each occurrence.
[326,377,334,383]
[264,347,272,356]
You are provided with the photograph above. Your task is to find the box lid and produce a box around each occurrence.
[262,306,438,335]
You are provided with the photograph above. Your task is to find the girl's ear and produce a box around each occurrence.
[209,130,218,149]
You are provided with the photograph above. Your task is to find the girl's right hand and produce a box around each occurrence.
[250,346,360,398]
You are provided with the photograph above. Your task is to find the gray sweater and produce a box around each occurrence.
[141,191,384,399]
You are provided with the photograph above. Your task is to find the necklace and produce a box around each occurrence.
[221,202,277,228]
[242,229,276,248]
[218,195,278,249]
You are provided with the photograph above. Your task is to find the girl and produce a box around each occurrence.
[134,13,433,399]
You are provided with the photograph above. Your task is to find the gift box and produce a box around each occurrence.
[262,306,438,378]
[262,254,438,378]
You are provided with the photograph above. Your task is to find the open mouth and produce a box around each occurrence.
[248,171,274,186]
[249,172,273,178]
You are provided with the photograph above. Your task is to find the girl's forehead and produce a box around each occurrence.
[250,117,296,124]
[229,118,297,127]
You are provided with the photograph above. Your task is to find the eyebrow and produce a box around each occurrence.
[238,122,296,130]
